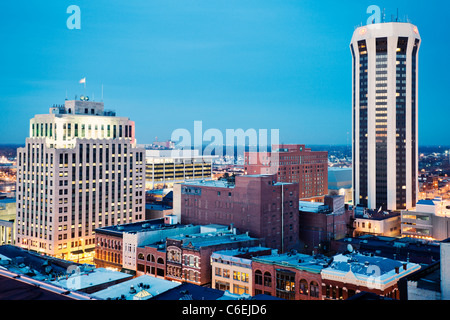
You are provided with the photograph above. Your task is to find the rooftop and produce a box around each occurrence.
[252,251,330,274]
[93,275,181,300]
[50,267,132,292]
[170,232,257,250]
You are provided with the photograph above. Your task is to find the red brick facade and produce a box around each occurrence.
[180,174,299,253]
[94,232,123,270]
[252,260,323,300]
[245,144,328,200]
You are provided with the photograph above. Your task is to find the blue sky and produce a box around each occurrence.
[0,0,448,146]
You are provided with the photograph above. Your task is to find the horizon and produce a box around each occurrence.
[0,1,449,146]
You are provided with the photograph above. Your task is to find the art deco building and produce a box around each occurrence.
[15,99,145,261]
[351,22,421,211]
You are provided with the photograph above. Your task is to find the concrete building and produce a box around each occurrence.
[0,197,16,245]
[15,99,145,262]
[321,252,420,300]
[244,144,328,201]
[298,195,354,253]
[176,174,299,253]
[441,239,450,300]
[211,246,274,295]
[401,197,450,240]
[328,167,352,204]
[145,149,216,190]
[351,22,421,211]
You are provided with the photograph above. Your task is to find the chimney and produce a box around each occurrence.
[395,267,399,274]
[403,263,407,271]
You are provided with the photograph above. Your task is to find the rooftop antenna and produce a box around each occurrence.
[396,8,399,22]
[101,84,104,102]
[382,8,386,22]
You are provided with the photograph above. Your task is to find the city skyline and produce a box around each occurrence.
[0,1,449,147]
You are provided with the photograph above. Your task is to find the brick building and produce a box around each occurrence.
[321,253,421,300]
[164,232,260,286]
[176,174,299,253]
[244,144,328,201]
[94,218,199,271]
[251,251,327,300]
[298,195,354,254]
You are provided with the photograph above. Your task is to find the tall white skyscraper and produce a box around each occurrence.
[351,22,421,211]
[15,99,145,261]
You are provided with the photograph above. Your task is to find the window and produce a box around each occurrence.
[264,272,272,287]
[310,281,320,298]
[255,270,262,285]
[299,279,308,295]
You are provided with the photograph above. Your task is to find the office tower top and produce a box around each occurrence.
[16,98,145,262]
[350,22,421,211]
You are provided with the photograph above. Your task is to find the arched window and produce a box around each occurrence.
[157,257,164,265]
[255,270,263,285]
[146,254,153,262]
[138,253,145,260]
[310,281,320,298]
[299,279,308,295]
[264,272,272,287]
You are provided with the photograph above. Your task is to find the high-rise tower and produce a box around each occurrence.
[351,22,421,211]
[15,99,145,261]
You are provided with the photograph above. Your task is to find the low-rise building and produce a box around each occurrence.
[211,246,274,295]
[251,251,328,300]
[353,206,401,237]
[165,231,260,286]
[401,197,450,240]
[92,274,181,300]
[94,218,199,271]
[298,195,354,253]
[50,265,134,294]
[321,252,420,300]
[331,235,441,265]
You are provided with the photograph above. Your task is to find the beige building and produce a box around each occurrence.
[211,247,273,296]
[353,207,401,237]
[15,99,145,262]
[0,197,16,245]
[401,197,450,240]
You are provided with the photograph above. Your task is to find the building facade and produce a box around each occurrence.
[321,253,421,300]
[211,247,273,295]
[244,144,328,201]
[251,251,326,300]
[351,22,421,211]
[145,149,215,190]
[401,197,450,240]
[298,195,354,253]
[176,174,300,253]
[16,99,145,261]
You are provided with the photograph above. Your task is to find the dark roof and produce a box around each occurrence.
[0,245,77,276]
[150,283,225,300]
[94,218,166,235]
[346,291,395,300]
[0,274,75,300]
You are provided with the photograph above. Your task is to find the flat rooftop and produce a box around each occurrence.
[170,232,257,249]
[252,252,330,274]
[93,275,181,300]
